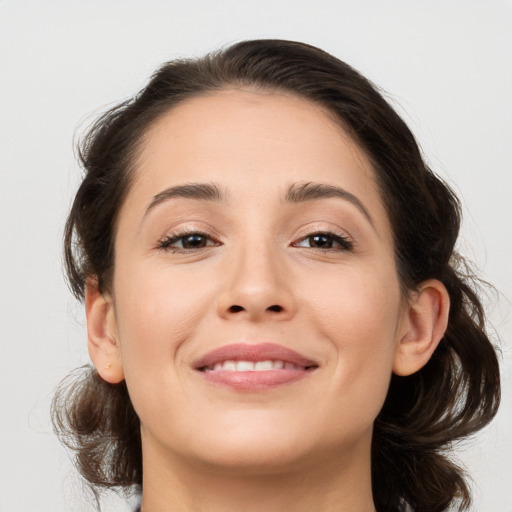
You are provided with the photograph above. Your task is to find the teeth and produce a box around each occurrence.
[236,361,254,371]
[255,360,274,370]
[206,360,301,372]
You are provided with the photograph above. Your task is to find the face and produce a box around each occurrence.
[103,89,410,474]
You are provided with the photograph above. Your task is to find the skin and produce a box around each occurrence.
[86,89,450,512]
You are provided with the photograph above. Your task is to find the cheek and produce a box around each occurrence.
[305,263,402,343]
[112,263,217,376]
[111,263,222,429]
[305,266,402,407]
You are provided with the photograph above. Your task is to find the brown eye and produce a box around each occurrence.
[294,232,353,251]
[308,234,334,248]
[181,234,208,248]
[158,231,219,251]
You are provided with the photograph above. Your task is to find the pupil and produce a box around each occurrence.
[311,235,332,248]
[183,235,206,248]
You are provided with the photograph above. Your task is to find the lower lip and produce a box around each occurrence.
[198,368,314,391]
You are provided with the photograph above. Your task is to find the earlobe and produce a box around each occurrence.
[393,279,450,377]
[85,278,125,384]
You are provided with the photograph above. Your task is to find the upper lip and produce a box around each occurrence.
[194,343,318,370]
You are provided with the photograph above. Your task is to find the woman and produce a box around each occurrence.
[52,39,500,512]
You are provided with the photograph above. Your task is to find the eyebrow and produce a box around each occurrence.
[285,182,374,226]
[144,182,225,217]
[142,180,373,227]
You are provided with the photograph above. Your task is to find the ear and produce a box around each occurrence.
[393,279,450,376]
[85,278,125,384]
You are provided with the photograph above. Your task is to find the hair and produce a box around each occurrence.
[52,39,500,511]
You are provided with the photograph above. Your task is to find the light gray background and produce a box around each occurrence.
[0,1,510,511]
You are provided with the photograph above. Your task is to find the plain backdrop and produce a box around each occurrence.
[0,1,510,511]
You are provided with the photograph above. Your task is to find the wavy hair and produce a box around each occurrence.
[52,39,500,511]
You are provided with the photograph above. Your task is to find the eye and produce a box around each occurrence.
[294,232,353,251]
[158,231,220,252]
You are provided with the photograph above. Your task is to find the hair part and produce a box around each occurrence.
[54,39,500,512]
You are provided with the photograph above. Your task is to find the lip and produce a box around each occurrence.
[194,343,318,391]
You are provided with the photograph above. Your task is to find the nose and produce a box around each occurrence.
[216,243,297,322]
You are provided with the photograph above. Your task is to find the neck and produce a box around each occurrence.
[139,433,376,512]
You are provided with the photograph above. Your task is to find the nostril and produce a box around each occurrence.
[229,305,244,313]
[267,305,284,313]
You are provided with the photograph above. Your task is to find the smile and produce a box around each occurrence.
[203,360,307,372]
[194,343,318,391]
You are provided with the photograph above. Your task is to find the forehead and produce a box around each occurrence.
[123,88,390,233]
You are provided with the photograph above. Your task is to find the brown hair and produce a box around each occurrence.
[52,39,500,511]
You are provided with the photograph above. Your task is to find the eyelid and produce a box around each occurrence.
[156,226,222,251]
[295,234,352,250]
[292,222,353,240]
[154,223,355,252]
[291,226,355,251]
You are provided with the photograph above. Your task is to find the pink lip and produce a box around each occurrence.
[194,343,318,391]
[194,342,317,368]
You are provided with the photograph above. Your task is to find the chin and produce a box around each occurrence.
[192,440,313,474]
[178,413,320,472]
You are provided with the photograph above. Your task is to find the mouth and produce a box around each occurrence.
[194,343,318,391]
[202,359,309,372]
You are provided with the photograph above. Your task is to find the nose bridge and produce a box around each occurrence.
[217,233,296,321]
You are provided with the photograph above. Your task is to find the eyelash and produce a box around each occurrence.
[293,232,353,251]
[157,229,353,253]
[157,229,220,253]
